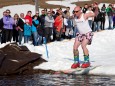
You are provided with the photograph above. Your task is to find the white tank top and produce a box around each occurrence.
[75,14,92,34]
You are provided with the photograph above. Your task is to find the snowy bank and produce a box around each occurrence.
[0,1,115,75]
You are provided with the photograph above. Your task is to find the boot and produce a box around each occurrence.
[71,56,80,69]
[71,63,80,69]
[81,55,90,68]
[81,62,90,68]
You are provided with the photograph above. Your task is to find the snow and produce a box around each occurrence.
[0,1,115,75]
[33,30,115,76]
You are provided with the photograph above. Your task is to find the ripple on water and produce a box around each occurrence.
[0,74,115,86]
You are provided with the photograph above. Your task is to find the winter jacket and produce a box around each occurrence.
[40,14,46,28]
[17,18,24,30]
[32,19,39,32]
[3,15,14,29]
[106,7,113,16]
[25,15,32,26]
[24,24,32,36]
[54,16,63,32]
[82,7,88,13]
[44,15,54,28]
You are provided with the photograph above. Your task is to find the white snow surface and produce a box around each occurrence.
[0,1,115,75]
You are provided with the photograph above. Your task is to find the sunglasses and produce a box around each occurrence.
[73,10,79,13]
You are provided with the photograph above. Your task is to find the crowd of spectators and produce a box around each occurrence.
[0,2,115,46]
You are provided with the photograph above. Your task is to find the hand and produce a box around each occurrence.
[20,29,23,31]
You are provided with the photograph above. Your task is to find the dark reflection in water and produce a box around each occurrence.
[0,74,115,86]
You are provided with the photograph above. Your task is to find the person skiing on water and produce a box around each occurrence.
[71,6,95,68]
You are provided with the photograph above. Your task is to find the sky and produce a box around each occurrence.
[0,0,115,76]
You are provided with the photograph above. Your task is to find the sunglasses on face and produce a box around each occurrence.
[73,10,79,13]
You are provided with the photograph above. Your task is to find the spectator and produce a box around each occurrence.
[82,4,88,13]
[13,14,19,43]
[25,11,32,26]
[32,15,42,46]
[100,4,106,30]
[2,9,14,43]
[44,11,54,43]
[64,12,73,39]
[17,13,25,45]
[24,19,32,43]
[106,4,113,29]
[0,11,7,43]
[92,2,101,32]
[86,6,94,29]
[40,10,46,35]
[54,13,63,41]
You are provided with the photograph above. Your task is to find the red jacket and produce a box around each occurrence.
[25,15,32,26]
[54,16,63,32]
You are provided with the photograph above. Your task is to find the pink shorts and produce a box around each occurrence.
[76,32,93,45]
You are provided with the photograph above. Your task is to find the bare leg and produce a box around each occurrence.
[73,37,81,63]
[71,37,81,68]
[81,37,90,68]
[81,37,89,55]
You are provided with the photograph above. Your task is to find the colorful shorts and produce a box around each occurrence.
[76,32,94,45]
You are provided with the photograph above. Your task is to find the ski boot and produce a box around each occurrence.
[81,62,90,68]
[71,63,80,69]
[81,55,90,68]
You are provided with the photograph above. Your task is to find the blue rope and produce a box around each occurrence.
[43,37,49,58]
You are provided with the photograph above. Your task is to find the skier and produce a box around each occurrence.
[71,6,95,68]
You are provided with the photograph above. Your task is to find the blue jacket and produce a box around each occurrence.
[32,19,39,32]
[24,24,32,36]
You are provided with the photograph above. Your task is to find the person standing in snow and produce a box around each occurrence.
[44,11,54,43]
[2,9,14,43]
[25,11,32,26]
[86,6,94,29]
[71,6,95,69]
[24,19,32,43]
[32,15,42,46]
[106,4,113,29]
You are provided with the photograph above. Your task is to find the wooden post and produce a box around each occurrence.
[35,0,39,12]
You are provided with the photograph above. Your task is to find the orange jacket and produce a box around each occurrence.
[54,16,63,32]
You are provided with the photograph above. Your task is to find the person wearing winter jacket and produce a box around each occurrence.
[100,4,106,30]
[25,11,32,26]
[24,19,32,43]
[13,14,19,43]
[54,13,63,41]
[2,9,14,43]
[16,13,25,45]
[64,12,73,39]
[44,11,54,43]
[0,11,7,43]
[106,4,113,29]
[86,6,94,29]
[32,15,42,46]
